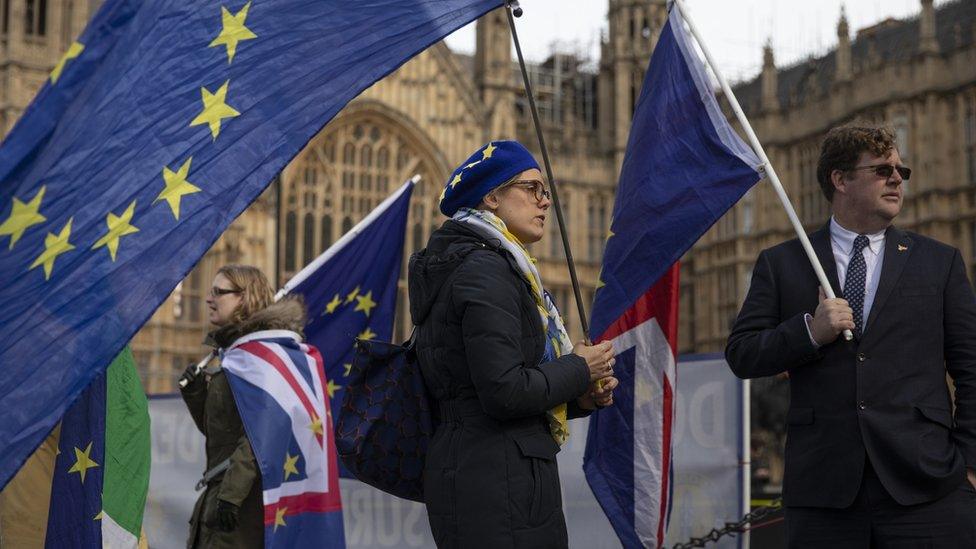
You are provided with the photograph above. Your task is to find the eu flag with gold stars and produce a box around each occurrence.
[280,178,414,479]
[0,0,503,490]
[44,348,150,547]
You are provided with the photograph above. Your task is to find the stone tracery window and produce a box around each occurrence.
[798,144,828,226]
[587,192,608,262]
[61,0,72,46]
[548,192,569,259]
[281,117,437,278]
[25,0,46,37]
[965,98,976,186]
[280,114,443,342]
[1,0,9,35]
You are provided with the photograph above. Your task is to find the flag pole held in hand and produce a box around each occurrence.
[672,0,853,341]
[505,0,591,342]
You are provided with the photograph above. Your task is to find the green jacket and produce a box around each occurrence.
[181,298,307,549]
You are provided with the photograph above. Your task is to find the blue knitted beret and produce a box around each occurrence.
[438,140,540,217]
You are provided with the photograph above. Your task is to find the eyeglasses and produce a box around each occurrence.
[849,164,911,181]
[510,180,552,203]
[210,287,241,297]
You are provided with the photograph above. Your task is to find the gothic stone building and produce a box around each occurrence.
[3,1,974,395]
[681,0,976,353]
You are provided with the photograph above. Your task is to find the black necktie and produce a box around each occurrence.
[844,235,870,337]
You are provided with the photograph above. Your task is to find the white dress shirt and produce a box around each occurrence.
[806,217,886,346]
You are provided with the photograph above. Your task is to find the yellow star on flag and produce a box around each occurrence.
[449,173,462,188]
[29,218,75,280]
[209,2,257,64]
[464,161,481,169]
[91,200,139,261]
[309,415,324,436]
[93,510,103,521]
[343,363,353,377]
[0,186,46,249]
[283,452,300,481]
[326,379,341,398]
[190,80,240,140]
[595,276,605,290]
[324,294,341,314]
[345,285,360,304]
[481,142,497,160]
[274,506,287,531]
[358,327,377,341]
[155,158,201,220]
[50,42,84,83]
[67,441,99,484]
[439,186,447,202]
[354,291,377,316]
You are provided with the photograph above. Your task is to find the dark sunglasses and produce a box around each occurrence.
[210,287,241,297]
[849,163,911,181]
[509,179,552,203]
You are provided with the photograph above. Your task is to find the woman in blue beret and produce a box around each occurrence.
[408,140,619,548]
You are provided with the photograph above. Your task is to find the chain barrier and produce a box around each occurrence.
[670,498,783,549]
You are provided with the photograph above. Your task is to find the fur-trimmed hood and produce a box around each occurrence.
[209,296,307,349]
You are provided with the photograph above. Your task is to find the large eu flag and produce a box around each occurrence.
[0,0,502,489]
[584,4,763,548]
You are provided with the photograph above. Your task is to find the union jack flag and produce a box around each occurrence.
[221,331,345,548]
[583,4,763,547]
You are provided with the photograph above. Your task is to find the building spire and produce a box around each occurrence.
[836,5,852,83]
[761,39,780,112]
[475,8,516,138]
[919,0,939,55]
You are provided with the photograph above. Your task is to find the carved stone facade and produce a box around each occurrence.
[681,0,976,353]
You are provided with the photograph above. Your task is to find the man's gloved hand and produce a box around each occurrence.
[214,499,240,532]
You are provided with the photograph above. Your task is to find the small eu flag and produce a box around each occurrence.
[282,178,415,463]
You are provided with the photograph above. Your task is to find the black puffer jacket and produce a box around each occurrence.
[408,220,591,549]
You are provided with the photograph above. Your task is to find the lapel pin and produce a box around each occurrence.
[898,244,908,252]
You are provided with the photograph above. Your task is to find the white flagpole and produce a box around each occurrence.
[742,377,752,548]
[672,0,853,342]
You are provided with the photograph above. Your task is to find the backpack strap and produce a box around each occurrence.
[403,326,418,362]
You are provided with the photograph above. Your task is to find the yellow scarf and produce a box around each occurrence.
[454,208,574,444]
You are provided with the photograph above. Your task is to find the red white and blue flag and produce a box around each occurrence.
[583,4,763,548]
[221,331,344,548]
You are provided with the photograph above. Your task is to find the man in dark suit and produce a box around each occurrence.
[726,125,976,547]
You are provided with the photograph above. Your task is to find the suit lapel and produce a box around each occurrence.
[863,226,913,342]
[810,223,842,296]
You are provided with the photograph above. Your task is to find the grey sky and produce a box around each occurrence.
[445,0,950,83]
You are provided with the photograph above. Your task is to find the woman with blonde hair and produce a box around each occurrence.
[409,141,619,548]
[179,264,306,549]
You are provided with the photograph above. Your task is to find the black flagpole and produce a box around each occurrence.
[505,0,591,341]
[275,175,282,288]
